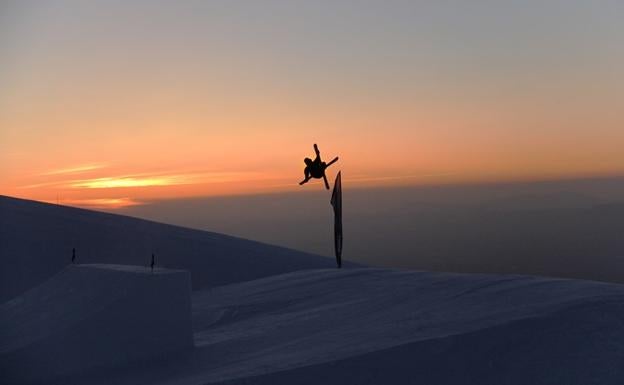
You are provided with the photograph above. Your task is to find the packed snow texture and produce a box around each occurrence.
[0,195,339,302]
[0,264,193,384]
[16,268,624,385]
[198,268,624,385]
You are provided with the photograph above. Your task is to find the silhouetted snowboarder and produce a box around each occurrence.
[71,248,76,264]
[151,253,155,273]
[299,144,338,189]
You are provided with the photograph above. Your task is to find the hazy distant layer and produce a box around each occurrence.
[119,176,624,283]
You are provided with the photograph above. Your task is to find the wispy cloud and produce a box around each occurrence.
[22,170,269,190]
[58,197,143,209]
[41,163,108,176]
[69,176,185,189]
[66,171,268,189]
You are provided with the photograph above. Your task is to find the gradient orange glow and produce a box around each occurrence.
[1,1,623,208]
[58,197,142,209]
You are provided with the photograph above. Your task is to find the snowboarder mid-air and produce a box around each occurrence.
[299,144,338,190]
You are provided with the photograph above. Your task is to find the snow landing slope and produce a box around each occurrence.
[30,267,624,385]
[0,195,339,302]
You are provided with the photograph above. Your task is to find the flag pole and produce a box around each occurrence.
[330,171,343,268]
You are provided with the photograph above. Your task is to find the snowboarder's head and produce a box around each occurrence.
[304,157,313,166]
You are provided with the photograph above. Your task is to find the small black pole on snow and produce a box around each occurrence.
[72,248,76,264]
[151,253,155,273]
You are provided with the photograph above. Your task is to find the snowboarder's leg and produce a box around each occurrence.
[300,167,311,185]
[313,144,320,157]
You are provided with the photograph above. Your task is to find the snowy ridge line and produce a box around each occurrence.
[0,195,345,303]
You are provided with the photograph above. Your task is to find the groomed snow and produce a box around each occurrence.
[0,264,193,384]
[29,267,624,385]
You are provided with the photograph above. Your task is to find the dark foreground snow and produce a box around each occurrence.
[0,195,338,302]
[0,264,193,384]
[4,266,624,384]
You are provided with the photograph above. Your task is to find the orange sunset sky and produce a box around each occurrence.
[1,1,623,208]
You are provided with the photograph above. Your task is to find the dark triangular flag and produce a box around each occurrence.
[330,171,343,268]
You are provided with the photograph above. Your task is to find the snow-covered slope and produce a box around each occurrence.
[192,268,624,384]
[35,268,624,385]
[0,264,193,384]
[4,195,624,384]
[0,195,339,302]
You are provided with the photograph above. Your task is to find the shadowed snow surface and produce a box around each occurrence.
[0,195,339,302]
[24,267,624,385]
[0,265,193,384]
